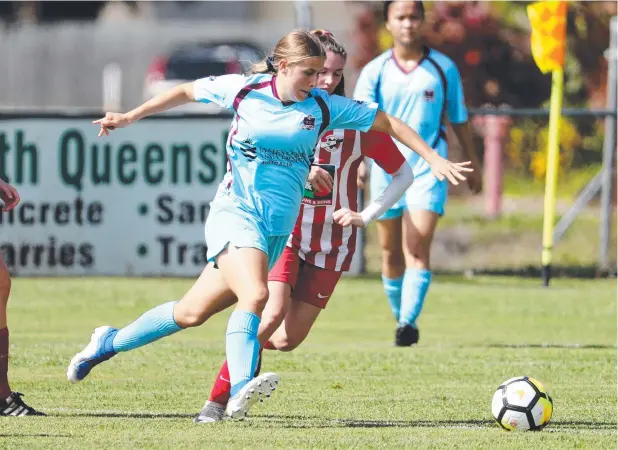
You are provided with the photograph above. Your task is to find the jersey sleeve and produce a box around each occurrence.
[324,94,378,133]
[360,130,405,174]
[353,62,380,103]
[193,74,246,110]
[446,64,468,124]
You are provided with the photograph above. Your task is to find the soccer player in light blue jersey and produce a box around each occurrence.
[354,1,483,346]
[67,30,472,420]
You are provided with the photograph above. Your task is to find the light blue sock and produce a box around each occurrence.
[226,310,261,397]
[399,269,432,328]
[112,301,182,353]
[382,274,403,321]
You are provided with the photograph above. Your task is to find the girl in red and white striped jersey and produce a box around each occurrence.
[196,30,417,422]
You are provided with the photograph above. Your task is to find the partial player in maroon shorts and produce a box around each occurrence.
[0,179,44,416]
[268,245,343,322]
[194,29,412,423]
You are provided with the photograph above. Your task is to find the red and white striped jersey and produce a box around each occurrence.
[288,129,405,272]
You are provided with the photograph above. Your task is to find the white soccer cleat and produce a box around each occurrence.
[67,326,118,383]
[225,372,279,420]
[193,401,226,424]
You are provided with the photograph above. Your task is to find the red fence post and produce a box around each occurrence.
[473,110,511,219]
[484,115,503,219]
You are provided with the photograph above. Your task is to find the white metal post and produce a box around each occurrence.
[102,63,122,112]
[599,16,617,271]
[295,0,313,29]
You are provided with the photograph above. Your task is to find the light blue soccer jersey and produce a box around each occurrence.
[353,47,467,169]
[194,73,378,235]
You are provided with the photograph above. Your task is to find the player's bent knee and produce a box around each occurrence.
[404,241,430,266]
[270,333,303,352]
[276,339,301,352]
[238,286,270,312]
[271,337,293,352]
[382,249,405,270]
[405,251,430,268]
[276,344,295,352]
[173,305,210,328]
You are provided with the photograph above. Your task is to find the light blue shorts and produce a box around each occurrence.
[205,196,288,271]
[369,140,448,220]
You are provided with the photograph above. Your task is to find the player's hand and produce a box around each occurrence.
[466,162,483,194]
[357,160,367,189]
[0,179,20,211]
[427,151,473,186]
[308,166,333,194]
[93,112,131,137]
[333,208,365,228]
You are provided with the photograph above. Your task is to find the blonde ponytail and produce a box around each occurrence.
[251,30,325,74]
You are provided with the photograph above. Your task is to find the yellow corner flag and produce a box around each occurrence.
[527,1,568,286]
[528,1,567,74]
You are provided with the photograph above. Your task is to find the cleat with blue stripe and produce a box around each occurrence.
[67,326,118,383]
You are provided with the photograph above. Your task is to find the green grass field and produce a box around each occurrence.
[1,276,616,449]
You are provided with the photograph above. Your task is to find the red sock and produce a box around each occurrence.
[208,348,266,405]
[208,360,231,405]
[0,327,10,399]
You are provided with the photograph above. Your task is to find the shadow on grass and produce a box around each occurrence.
[257,416,617,430]
[0,433,72,438]
[17,411,616,433]
[486,343,616,349]
[49,411,193,419]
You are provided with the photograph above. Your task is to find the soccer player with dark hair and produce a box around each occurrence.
[355,1,483,346]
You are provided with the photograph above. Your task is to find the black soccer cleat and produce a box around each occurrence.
[395,324,419,346]
[0,392,46,416]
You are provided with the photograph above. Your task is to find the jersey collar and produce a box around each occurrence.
[270,76,296,107]
[390,45,430,75]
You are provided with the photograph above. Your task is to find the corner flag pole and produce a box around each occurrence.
[541,68,564,286]
[527,1,568,286]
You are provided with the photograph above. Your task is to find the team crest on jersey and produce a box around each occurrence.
[301,114,316,131]
[424,89,435,101]
[321,134,344,153]
[354,100,368,106]
[239,138,257,160]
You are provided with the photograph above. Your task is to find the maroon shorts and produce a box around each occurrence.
[268,246,342,309]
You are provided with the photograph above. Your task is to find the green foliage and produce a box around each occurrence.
[503,117,605,181]
[502,164,603,198]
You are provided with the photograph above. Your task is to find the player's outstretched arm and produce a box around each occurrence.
[333,160,413,228]
[370,110,472,186]
[93,82,195,137]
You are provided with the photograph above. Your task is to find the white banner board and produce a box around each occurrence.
[0,117,231,276]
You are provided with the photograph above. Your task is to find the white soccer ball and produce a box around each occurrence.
[491,376,554,431]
